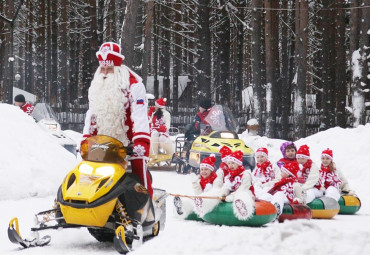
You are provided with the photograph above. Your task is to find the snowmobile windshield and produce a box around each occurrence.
[203,105,239,133]
[31,103,59,122]
[80,135,127,163]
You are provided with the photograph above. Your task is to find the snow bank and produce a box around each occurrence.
[240,124,370,213]
[0,104,78,200]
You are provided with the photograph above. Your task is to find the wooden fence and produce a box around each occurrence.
[55,107,370,139]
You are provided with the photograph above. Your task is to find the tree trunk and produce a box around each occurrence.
[280,0,291,139]
[141,0,154,85]
[293,0,308,139]
[349,0,364,127]
[264,0,279,138]
[121,0,140,68]
[59,0,68,111]
[50,0,58,106]
[195,0,212,100]
[321,1,336,130]
[172,2,182,114]
[251,0,264,133]
[335,0,346,128]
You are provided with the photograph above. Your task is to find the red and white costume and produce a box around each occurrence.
[82,42,153,197]
[253,148,282,200]
[295,145,320,203]
[268,162,304,215]
[21,103,34,115]
[192,155,218,194]
[148,98,174,156]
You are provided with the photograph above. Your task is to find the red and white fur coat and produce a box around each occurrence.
[82,65,153,196]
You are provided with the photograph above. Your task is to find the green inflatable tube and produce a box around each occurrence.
[202,200,277,227]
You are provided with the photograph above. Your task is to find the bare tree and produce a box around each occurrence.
[293,0,308,139]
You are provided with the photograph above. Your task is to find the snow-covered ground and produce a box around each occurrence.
[1,103,370,254]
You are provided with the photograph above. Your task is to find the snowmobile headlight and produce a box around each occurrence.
[47,124,58,131]
[79,163,94,174]
[219,132,236,139]
[95,166,115,176]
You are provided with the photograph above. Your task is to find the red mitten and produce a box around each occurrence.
[148,106,155,117]
[132,138,150,158]
[157,125,167,133]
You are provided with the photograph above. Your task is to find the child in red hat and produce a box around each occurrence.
[268,162,305,216]
[173,155,218,218]
[253,147,282,200]
[296,145,320,203]
[314,148,353,201]
[276,141,297,169]
[218,145,232,175]
[194,150,255,221]
[148,97,174,158]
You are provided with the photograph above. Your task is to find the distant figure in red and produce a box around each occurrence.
[14,94,34,115]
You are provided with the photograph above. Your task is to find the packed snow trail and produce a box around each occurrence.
[1,104,370,254]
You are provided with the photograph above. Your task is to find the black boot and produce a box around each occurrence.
[173,196,183,215]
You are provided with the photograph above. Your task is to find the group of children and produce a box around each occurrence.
[173,141,355,218]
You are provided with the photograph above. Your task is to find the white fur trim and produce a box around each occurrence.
[155,101,165,108]
[194,188,224,217]
[255,151,268,158]
[96,42,125,60]
[133,134,151,141]
[296,154,310,159]
[321,153,333,160]
[228,157,243,166]
[232,190,255,221]
[200,163,214,171]
[281,166,295,177]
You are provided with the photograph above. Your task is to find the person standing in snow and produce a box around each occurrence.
[276,141,297,169]
[81,42,153,197]
[148,97,174,157]
[173,154,218,218]
[252,147,282,200]
[296,145,320,203]
[14,94,34,115]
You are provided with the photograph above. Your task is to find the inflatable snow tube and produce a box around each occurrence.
[278,203,312,223]
[185,212,203,221]
[202,200,277,227]
[307,197,340,219]
[338,195,361,215]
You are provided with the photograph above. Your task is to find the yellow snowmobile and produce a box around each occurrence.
[172,105,255,174]
[8,135,167,254]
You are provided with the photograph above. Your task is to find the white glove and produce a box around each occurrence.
[347,190,356,196]
[223,179,233,191]
[189,173,199,183]
[225,193,234,202]
[204,183,213,192]
[253,181,262,188]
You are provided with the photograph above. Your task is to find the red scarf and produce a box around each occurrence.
[219,162,230,176]
[298,159,313,182]
[228,165,245,182]
[268,176,297,195]
[256,161,271,175]
[199,171,218,190]
[197,111,210,125]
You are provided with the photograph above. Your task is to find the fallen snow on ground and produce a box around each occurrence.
[1,103,370,254]
[0,104,78,201]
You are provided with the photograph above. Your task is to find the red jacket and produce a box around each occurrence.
[315,165,342,190]
[253,161,275,184]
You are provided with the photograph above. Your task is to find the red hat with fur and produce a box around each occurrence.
[96,42,124,66]
[200,154,216,171]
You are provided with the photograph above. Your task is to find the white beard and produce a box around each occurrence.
[88,66,131,146]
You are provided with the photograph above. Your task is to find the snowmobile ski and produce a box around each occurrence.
[8,217,51,248]
[114,226,131,254]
